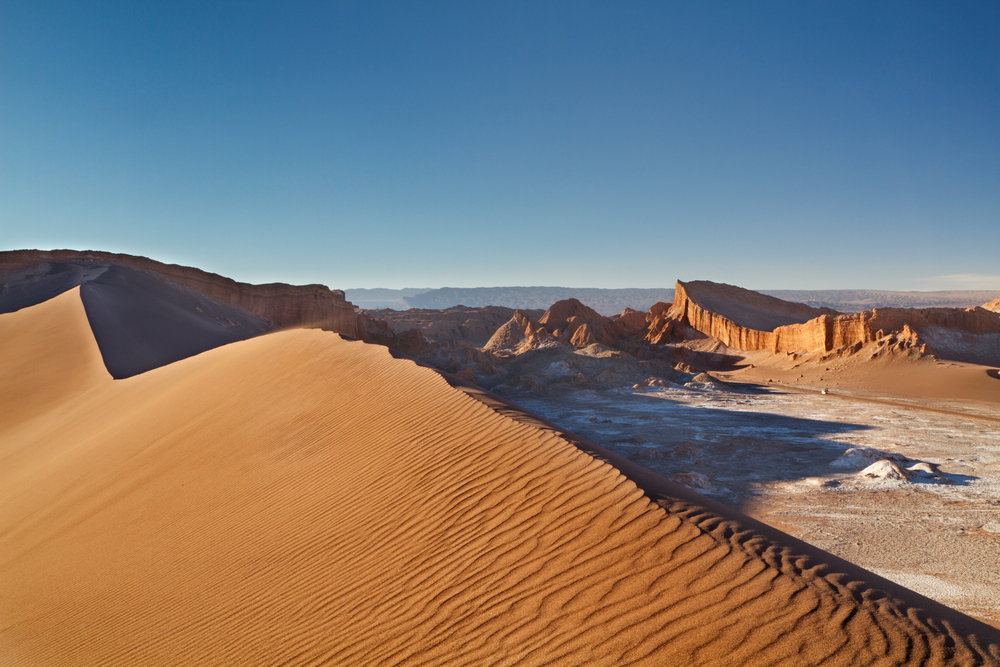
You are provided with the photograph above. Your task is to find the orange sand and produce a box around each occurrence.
[2,290,998,665]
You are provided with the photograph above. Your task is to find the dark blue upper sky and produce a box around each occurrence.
[3,1,997,290]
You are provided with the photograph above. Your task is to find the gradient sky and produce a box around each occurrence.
[2,1,998,290]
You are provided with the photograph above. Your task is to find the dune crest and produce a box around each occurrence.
[0,287,110,430]
[2,296,997,664]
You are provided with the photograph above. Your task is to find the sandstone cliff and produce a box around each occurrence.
[669,280,1000,365]
[0,250,365,340]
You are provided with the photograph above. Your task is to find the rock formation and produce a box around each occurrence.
[669,280,1000,365]
[1,250,364,339]
[985,298,1000,313]
[483,310,556,353]
[644,302,678,344]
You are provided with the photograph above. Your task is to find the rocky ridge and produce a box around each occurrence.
[362,279,1000,392]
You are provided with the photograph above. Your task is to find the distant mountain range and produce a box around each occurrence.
[759,289,1000,312]
[347,287,677,316]
[346,286,1000,316]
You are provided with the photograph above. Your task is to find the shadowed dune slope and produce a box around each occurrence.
[0,260,272,378]
[2,294,998,666]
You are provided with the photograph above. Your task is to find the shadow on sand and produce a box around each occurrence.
[513,387,979,504]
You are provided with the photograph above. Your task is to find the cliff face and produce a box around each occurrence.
[670,280,1000,365]
[675,280,839,331]
[1,250,365,340]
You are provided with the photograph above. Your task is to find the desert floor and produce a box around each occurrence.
[505,376,1000,627]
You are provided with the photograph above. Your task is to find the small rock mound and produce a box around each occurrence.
[632,376,673,390]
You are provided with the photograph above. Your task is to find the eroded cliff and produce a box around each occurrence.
[670,280,1000,365]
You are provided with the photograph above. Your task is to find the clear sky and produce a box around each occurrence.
[2,1,998,291]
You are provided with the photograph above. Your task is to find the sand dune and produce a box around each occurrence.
[0,259,272,378]
[1,249,362,339]
[2,290,998,665]
[0,287,110,430]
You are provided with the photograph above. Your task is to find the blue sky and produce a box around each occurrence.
[2,1,997,290]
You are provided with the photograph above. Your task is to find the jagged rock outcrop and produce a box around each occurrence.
[669,280,1000,365]
[569,323,601,347]
[612,307,649,337]
[541,298,623,347]
[644,302,677,344]
[1,250,365,340]
[483,310,557,352]
[484,299,621,352]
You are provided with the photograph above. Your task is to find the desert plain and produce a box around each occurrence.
[2,249,999,666]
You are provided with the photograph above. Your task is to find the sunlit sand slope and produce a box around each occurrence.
[1,293,997,666]
[0,287,110,429]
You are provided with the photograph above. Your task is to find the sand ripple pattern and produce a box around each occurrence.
[1,301,997,666]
